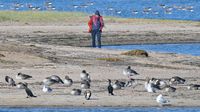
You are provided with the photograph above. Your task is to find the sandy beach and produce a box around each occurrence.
[0,15,200,107]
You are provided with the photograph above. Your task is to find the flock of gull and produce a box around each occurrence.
[0,1,195,16]
[4,66,200,106]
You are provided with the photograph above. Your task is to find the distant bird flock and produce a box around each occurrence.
[0,1,195,18]
[4,66,199,106]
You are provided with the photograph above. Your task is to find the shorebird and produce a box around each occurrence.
[81,80,90,89]
[84,90,92,100]
[42,85,52,93]
[64,75,73,87]
[107,79,114,95]
[156,94,169,106]
[80,70,91,82]
[43,77,59,86]
[24,86,37,98]
[187,84,200,90]
[49,75,64,84]
[123,66,139,78]
[5,76,16,86]
[16,82,28,89]
[169,76,185,84]
[16,72,32,80]
[71,89,81,95]
[112,80,126,90]
[165,85,176,92]
[125,78,137,87]
[145,78,161,93]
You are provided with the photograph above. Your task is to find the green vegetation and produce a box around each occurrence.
[0,11,197,24]
[0,11,88,23]
[121,49,148,57]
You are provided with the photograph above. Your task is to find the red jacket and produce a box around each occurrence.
[88,15,104,33]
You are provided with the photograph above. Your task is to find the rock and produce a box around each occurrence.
[121,49,148,57]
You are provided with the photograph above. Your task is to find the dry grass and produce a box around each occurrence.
[96,57,122,62]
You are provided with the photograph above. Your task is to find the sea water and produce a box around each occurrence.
[0,107,200,112]
[0,0,199,20]
[102,43,200,56]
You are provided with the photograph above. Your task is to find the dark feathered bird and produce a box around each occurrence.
[170,76,185,84]
[84,90,92,100]
[16,72,32,80]
[49,75,64,84]
[107,79,114,95]
[25,86,37,98]
[81,80,90,89]
[5,76,16,86]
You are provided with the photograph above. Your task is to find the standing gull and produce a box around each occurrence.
[107,79,114,95]
[80,70,91,82]
[123,66,139,78]
[84,90,92,100]
[156,94,169,106]
[64,75,73,87]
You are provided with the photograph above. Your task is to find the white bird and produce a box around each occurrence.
[64,75,73,87]
[80,70,91,82]
[42,85,52,93]
[156,94,169,106]
[123,66,139,78]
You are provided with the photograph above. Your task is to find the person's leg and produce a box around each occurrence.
[91,30,96,47]
[97,30,101,48]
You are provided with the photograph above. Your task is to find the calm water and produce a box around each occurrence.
[0,0,199,20]
[0,107,200,112]
[102,43,200,56]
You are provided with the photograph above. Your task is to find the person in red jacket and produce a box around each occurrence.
[88,10,104,48]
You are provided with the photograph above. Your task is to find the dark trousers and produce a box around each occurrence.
[91,30,101,48]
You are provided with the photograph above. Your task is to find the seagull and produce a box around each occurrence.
[16,82,28,89]
[80,70,91,82]
[107,79,114,95]
[64,75,73,87]
[84,90,92,100]
[112,80,126,90]
[169,76,185,84]
[24,86,37,98]
[43,77,59,86]
[125,78,137,87]
[81,80,90,89]
[42,85,52,93]
[165,85,176,92]
[123,66,139,78]
[71,89,81,95]
[49,75,64,84]
[145,78,161,93]
[5,76,16,86]
[16,72,32,80]
[156,94,169,106]
[187,84,200,90]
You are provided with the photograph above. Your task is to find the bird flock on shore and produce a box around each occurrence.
[4,65,200,106]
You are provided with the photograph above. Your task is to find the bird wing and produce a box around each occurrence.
[25,87,36,97]
[5,76,9,83]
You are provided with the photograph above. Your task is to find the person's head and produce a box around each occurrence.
[95,10,100,16]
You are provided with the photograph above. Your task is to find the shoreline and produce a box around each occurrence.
[0,14,200,107]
